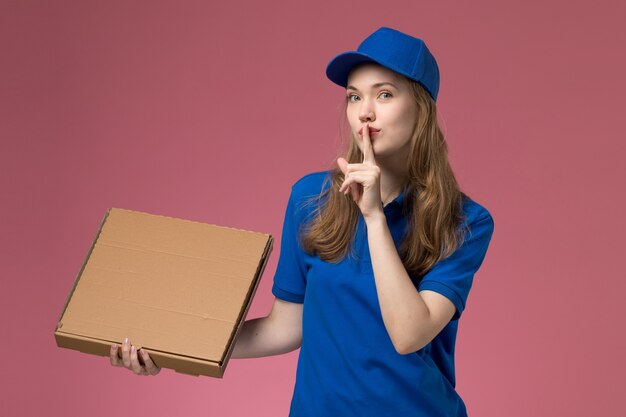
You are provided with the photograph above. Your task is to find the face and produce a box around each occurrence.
[345,63,418,161]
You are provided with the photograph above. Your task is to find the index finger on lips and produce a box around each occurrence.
[361,123,376,165]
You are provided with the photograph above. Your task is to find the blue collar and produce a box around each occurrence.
[383,188,410,210]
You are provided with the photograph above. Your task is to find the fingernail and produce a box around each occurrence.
[132,346,136,353]
[124,337,128,345]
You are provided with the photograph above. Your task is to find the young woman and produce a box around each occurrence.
[110,27,495,417]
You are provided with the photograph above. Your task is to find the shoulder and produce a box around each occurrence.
[290,170,333,199]
[282,170,333,219]
[460,194,495,234]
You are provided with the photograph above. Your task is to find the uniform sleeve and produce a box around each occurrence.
[418,209,495,321]
[271,185,309,304]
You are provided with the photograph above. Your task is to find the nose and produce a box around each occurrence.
[358,100,376,123]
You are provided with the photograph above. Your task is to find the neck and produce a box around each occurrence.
[377,158,408,205]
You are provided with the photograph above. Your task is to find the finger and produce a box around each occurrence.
[110,344,121,367]
[340,183,358,199]
[361,123,376,165]
[343,171,378,202]
[353,185,361,202]
[339,176,354,194]
[337,158,349,194]
[340,161,372,175]
[130,346,143,375]
[346,182,359,202]
[340,177,366,201]
[122,337,131,367]
[345,163,371,172]
[337,157,349,175]
[139,349,161,376]
[340,163,376,194]
[341,172,374,189]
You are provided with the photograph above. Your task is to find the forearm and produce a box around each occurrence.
[230,316,300,359]
[365,213,430,353]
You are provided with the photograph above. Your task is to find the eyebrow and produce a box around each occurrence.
[346,82,399,91]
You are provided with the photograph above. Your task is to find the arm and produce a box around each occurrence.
[337,128,495,354]
[231,298,303,359]
[337,124,460,355]
[365,215,456,355]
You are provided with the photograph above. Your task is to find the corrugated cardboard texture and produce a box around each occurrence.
[55,208,273,377]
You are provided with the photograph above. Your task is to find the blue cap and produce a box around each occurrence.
[325,27,440,102]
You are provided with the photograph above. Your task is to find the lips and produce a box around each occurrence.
[358,127,381,135]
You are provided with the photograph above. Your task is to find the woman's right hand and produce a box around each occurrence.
[110,337,161,376]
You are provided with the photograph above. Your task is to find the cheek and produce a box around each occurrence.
[396,108,417,134]
[346,110,359,131]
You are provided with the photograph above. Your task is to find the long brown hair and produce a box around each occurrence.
[300,74,470,279]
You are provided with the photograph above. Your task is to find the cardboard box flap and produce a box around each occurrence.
[57,208,272,365]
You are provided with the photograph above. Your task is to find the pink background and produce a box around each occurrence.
[2,0,625,416]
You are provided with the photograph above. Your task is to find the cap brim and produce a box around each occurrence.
[325,52,383,88]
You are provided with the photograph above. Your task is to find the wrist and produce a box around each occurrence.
[363,208,386,227]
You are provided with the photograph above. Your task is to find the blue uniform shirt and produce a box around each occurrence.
[271,171,495,417]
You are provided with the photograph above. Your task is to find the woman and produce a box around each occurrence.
[111,27,495,417]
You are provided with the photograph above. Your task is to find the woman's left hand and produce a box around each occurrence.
[337,123,384,221]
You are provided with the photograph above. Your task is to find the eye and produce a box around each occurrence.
[346,92,392,102]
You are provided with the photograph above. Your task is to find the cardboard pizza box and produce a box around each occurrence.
[55,207,273,377]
